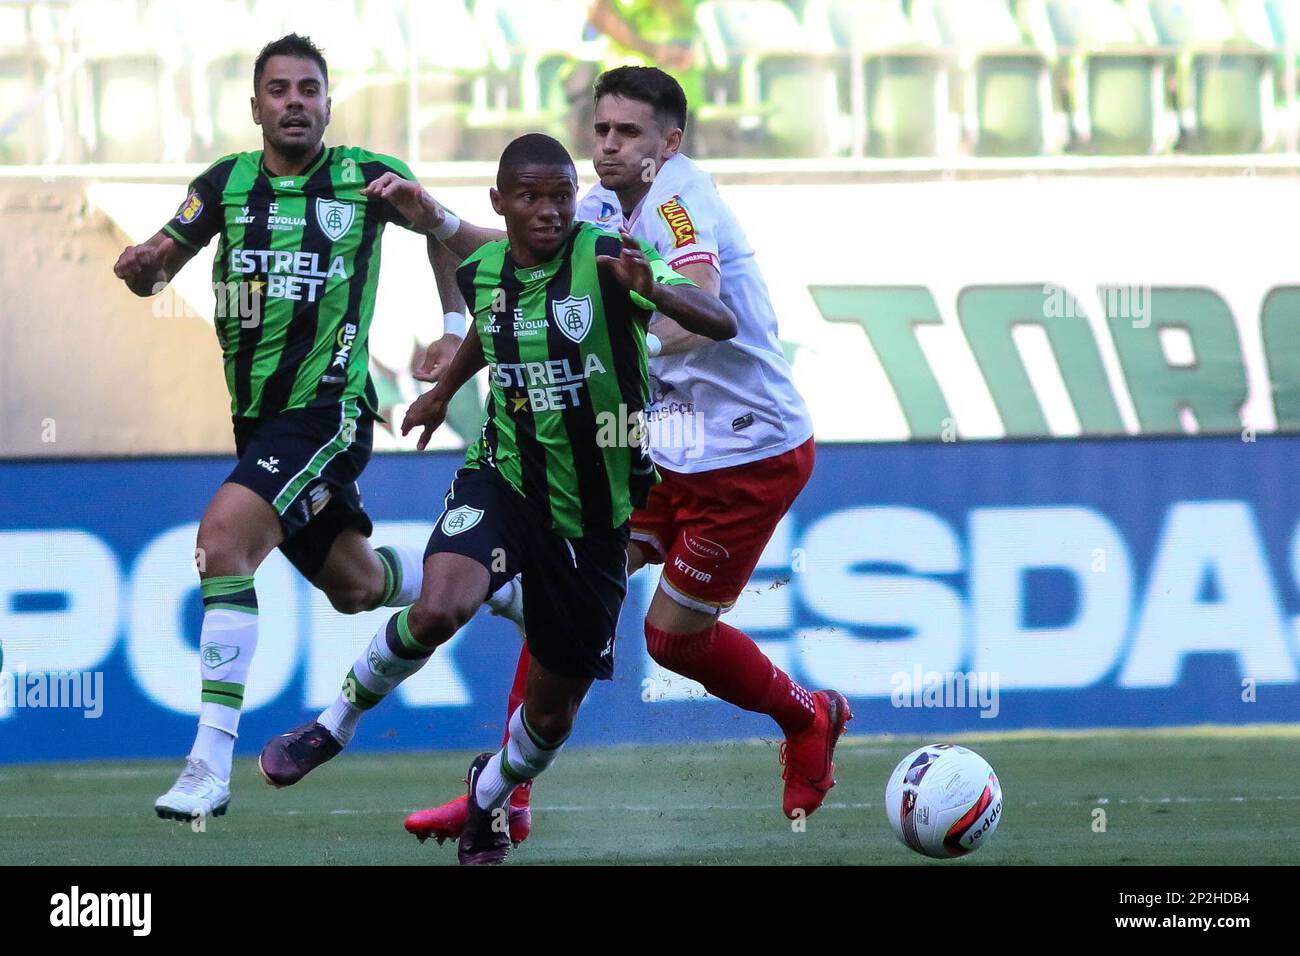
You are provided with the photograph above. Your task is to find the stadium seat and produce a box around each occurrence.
[402,0,492,160]
[69,0,187,163]
[267,0,410,157]
[0,2,65,164]
[695,0,844,157]
[1228,0,1300,149]
[816,0,957,157]
[1264,0,1300,46]
[469,0,604,149]
[1130,0,1278,152]
[912,0,1067,155]
[1021,0,1178,154]
[184,0,268,159]
[1227,0,1287,45]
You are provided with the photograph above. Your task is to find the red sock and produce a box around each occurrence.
[501,644,530,746]
[502,645,533,804]
[645,620,817,736]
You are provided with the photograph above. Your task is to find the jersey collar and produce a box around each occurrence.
[506,223,582,282]
[260,144,330,188]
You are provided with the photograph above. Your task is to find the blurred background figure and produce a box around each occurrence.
[572,0,702,150]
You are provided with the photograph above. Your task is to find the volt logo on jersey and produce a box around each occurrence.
[441,506,484,536]
[316,199,355,241]
[552,295,593,344]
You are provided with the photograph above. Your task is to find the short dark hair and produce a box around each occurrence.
[253,33,329,90]
[497,133,576,188]
[594,66,688,132]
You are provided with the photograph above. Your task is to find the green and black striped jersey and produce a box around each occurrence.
[458,221,695,537]
[162,144,416,420]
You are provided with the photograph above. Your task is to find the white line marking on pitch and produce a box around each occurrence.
[4,794,1300,820]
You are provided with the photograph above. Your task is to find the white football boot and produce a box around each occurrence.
[154,757,231,821]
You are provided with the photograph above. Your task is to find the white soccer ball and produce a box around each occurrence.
[884,744,1002,859]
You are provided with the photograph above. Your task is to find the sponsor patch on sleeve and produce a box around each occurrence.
[175,189,204,225]
[658,195,697,249]
[668,250,719,270]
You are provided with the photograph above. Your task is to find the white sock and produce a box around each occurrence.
[317,696,363,746]
[376,545,425,607]
[190,725,235,781]
[485,575,524,629]
[190,577,259,781]
[475,706,566,811]
[319,607,432,744]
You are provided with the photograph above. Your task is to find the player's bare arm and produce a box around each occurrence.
[403,323,486,450]
[360,171,505,259]
[112,229,199,297]
[414,237,470,383]
[646,259,723,356]
[597,229,736,340]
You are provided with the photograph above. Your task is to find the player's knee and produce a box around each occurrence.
[324,585,375,615]
[644,619,715,670]
[406,598,473,648]
[195,523,255,577]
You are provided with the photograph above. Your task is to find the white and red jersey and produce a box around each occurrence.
[576,153,813,474]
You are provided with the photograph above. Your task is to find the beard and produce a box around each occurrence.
[267,122,321,159]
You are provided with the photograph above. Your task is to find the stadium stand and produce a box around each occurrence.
[1021,0,1178,154]
[1,0,1298,163]
[913,0,1067,155]
[1136,0,1279,151]
[695,0,843,157]
[0,1,65,165]
[817,0,957,157]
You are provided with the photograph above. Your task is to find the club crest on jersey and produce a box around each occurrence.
[441,505,484,536]
[552,294,593,344]
[200,642,239,669]
[316,198,355,242]
[658,195,696,248]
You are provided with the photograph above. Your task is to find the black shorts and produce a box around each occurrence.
[425,465,630,680]
[228,401,374,579]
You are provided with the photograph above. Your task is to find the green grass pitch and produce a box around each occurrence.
[2,726,1297,865]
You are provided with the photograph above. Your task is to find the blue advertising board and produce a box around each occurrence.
[2,438,1299,763]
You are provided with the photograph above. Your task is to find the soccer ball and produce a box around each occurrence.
[884,744,1002,858]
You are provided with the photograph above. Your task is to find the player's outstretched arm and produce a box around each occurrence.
[597,229,737,341]
[360,172,505,260]
[402,322,486,451]
[112,229,198,297]
[414,238,471,383]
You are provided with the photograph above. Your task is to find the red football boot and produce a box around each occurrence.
[405,780,533,846]
[779,690,853,819]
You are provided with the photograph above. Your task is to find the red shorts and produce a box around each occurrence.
[629,438,815,613]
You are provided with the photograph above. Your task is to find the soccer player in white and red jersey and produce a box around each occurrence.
[333,67,851,846]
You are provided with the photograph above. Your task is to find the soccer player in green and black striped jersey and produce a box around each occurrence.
[112,34,458,823]
[261,133,736,864]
